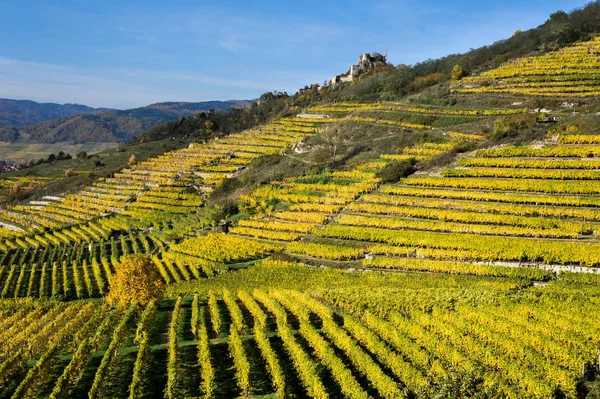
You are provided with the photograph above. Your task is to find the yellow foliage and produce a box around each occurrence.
[451,64,464,81]
[106,255,165,306]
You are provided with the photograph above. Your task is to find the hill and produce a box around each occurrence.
[304,2,600,104]
[2,3,600,398]
[132,1,600,146]
[0,99,252,143]
[0,102,599,397]
[0,98,104,128]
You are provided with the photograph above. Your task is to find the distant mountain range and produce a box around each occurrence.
[0,98,105,128]
[0,99,252,143]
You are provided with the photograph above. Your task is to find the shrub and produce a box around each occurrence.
[220,201,240,218]
[492,114,537,140]
[209,177,243,200]
[8,183,23,200]
[377,159,417,183]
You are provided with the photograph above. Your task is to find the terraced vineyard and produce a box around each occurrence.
[0,118,320,244]
[0,96,600,399]
[453,36,600,97]
[162,132,600,278]
[253,135,600,274]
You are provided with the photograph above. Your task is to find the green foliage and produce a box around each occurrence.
[165,296,183,399]
[294,169,333,184]
[492,114,537,140]
[428,370,495,399]
[141,96,287,143]
[377,159,417,183]
[89,304,139,399]
[208,291,221,336]
[11,344,59,398]
[228,324,251,396]
[135,300,158,344]
[50,340,93,399]
[129,331,150,399]
[208,177,244,201]
[586,379,600,399]
[215,200,240,221]
[197,306,215,398]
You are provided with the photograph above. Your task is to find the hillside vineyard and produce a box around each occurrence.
[453,36,600,97]
[3,30,600,399]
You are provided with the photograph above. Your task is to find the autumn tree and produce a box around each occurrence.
[128,154,137,165]
[8,183,23,200]
[412,72,448,90]
[451,64,464,81]
[106,255,165,306]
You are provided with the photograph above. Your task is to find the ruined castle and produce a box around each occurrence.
[330,52,388,86]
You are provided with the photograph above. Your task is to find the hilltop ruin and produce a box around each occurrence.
[330,52,388,86]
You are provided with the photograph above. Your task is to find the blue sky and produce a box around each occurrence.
[0,0,587,109]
